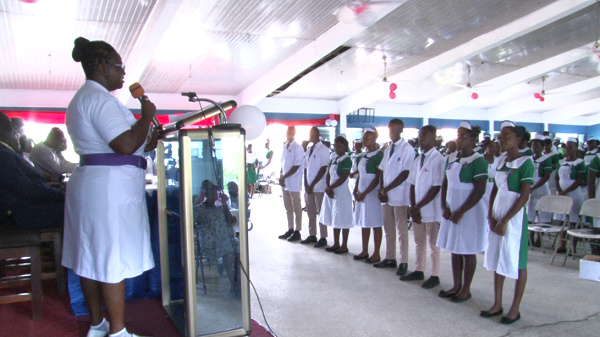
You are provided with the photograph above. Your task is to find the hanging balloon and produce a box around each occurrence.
[389,83,398,92]
[356,8,378,27]
[330,120,338,127]
[533,93,541,99]
[539,96,545,102]
[325,119,332,126]
[336,6,356,23]
[389,91,396,99]
[471,92,479,100]
[228,105,266,140]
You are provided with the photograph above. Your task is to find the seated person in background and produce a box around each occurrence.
[0,111,65,229]
[194,180,229,206]
[19,135,35,166]
[29,127,78,182]
[194,179,240,292]
[227,181,239,209]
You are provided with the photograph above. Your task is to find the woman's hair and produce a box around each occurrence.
[334,136,349,151]
[468,125,481,139]
[72,37,117,78]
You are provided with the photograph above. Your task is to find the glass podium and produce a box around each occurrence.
[155,126,251,337]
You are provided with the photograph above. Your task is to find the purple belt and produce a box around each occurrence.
[79,153,147,170]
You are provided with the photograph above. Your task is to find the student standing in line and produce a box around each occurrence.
[482,121,533,324]
[402,125,445,289]
[320,136,354,254]
[302,127,330,247]
[353,128,384,263]
[437,121,488,303]
[554,137,586,253]
[375,119,415,274]
[528,134,553,247]
[278,126,305,242]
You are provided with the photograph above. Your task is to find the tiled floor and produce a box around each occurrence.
[247,188,600,337]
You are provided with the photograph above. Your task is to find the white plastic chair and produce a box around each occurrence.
[527,195,572,262]
[563,198,600,265]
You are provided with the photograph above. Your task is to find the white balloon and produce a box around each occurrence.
[356,8,378,27]
[336,6,356,23]
[228,105,266,140]
[325,119,332,126]
[330,120,338,127]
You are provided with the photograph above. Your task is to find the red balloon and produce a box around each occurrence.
[539,96,545,102]
[471,92,479,100]
[389,91,396,99]
[389,83,398,92]
[533,93,541,99]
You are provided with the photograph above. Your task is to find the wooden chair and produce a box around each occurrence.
[563,198,600,265]
[38,227,66,296]
[0,227,43,320]
[527,195,572,262]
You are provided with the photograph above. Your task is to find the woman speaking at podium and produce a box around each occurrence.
[62,37,158,337]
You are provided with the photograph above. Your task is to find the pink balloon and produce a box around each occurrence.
[471,92,479,100]
[389,83,398,92]
[389,91,396,99]
[539,96,545,102]
[533,93,541,99]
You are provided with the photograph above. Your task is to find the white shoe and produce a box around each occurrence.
[86,318,110,337]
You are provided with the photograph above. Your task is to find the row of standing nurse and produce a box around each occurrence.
[279,119,534,326]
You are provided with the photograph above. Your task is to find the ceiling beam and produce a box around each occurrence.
[236,4,403,106]
[542,97,600,124]
[338,0,596,115]
[424,45,591,118]
[117,0,185,105]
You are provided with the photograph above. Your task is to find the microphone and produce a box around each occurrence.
[181,92,197,102]
[161,100,237,134]
[129,82,160,127]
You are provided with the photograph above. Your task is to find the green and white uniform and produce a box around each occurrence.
[437,153,488,254]
[320,154,353,229]
[484,156,534,279]
[353,150,384,228]
[555,158,586,222]
[528,153,553,223]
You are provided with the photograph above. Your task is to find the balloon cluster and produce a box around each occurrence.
[336,2,378,27]
[389,83,397,99]
[533,93,545,102]
[325,119,338,127]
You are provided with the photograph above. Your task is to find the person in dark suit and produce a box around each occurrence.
[0,111,64,229]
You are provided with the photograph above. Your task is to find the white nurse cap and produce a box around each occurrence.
[458,120,471,130]
[501,120,516,129]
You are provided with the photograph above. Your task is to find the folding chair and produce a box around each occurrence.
[563,198,600,265]
[527,195,572,261]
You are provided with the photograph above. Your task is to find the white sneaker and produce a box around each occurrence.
[86,318,110,337]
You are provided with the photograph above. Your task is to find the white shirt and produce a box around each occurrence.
[379,138,415,206]
[246,150,258,165]
[304,141,330,193]
[280,140,304,192]
[409,148,445,223]
[29,142,77,180]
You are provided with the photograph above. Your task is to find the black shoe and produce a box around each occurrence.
[300,235,317,244]
[400,271,424,281]
[325,246,340,252]
[278,229,294,239]
[480,308,503,318]
[395,263,408,276]
[500,313,521,325]
[373,259,397,269]
[314,238,327,248]
[287,230,301,242]
[421,276,440,289]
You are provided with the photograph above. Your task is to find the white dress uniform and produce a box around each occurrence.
[353,150,384,228]
[528,154,552,222]
[484,156,533,279]
[319,154,353,228]
[555,158,586,222]
[348,151,365,195]
[437,153,488,254]
[62,80,154,283]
